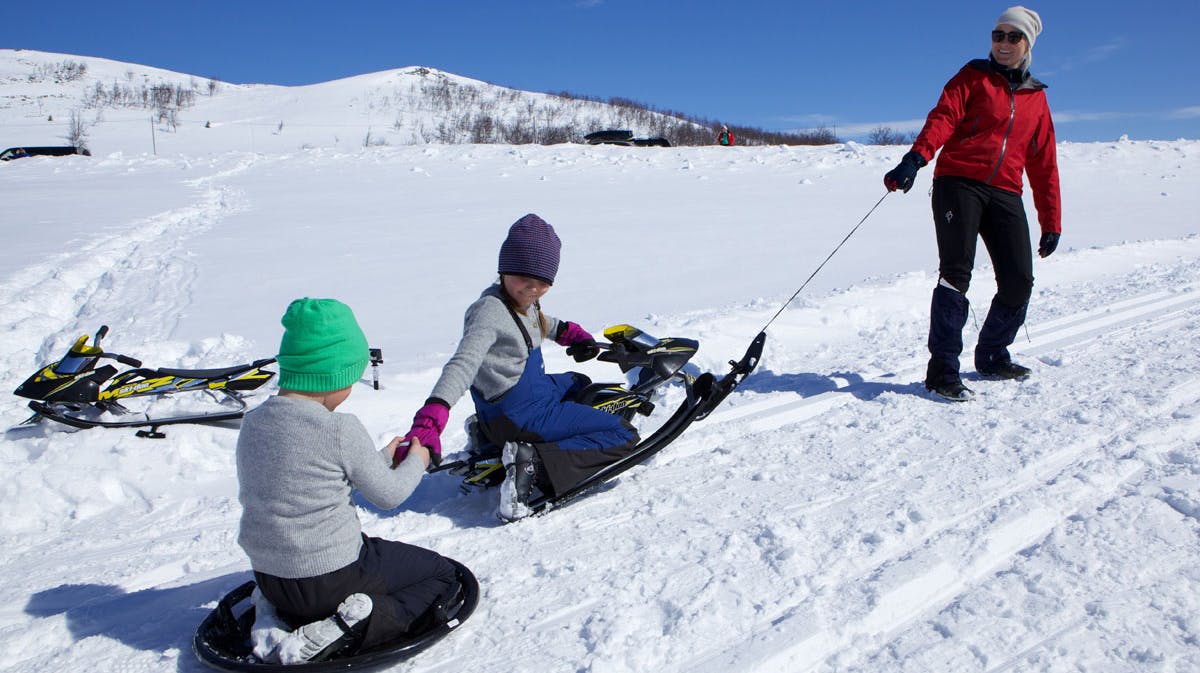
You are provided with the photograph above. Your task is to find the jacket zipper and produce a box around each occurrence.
[985,84,1017,185]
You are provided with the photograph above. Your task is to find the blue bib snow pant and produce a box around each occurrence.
[471,347,639,495]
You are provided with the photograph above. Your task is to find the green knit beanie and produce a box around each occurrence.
[276,298,369,393]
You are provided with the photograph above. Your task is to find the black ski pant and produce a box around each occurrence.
[927,177,1034,383]
[255,535,457,651]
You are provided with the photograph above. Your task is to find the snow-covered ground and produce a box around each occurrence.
[1,50,1198,673]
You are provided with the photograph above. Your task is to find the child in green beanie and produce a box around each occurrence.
[236,298,458,663]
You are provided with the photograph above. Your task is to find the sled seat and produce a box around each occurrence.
[156,358,276,380]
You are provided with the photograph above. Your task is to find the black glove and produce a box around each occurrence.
[884,151,926,193]
[565,339,599,362]
[1038,232,1060,258]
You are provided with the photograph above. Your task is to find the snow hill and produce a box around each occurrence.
[0,48,697,154]
[1,50,1198,673]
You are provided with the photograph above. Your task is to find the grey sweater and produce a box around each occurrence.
[236,395,426,578]
[430,284,561,405]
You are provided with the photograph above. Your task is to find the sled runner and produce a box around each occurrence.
[193,559,478,672]
[11,326,275,437]
[433,325,766,514]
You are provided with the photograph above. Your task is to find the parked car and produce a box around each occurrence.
[0,146,91,161]
[584,129,634,146]
[584,130,671,147]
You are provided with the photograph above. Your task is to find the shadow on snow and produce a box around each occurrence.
[26,572,251,672]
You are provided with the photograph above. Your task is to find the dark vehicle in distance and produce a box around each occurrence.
[584,130,671,147]
[1,146,91,161]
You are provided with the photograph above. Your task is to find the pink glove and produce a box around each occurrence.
[556,322,599,362]
[555,321,593,346]
[396,400,449,467]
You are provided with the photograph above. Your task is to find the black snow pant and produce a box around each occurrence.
[927,177,1034,385]
[255,535,457,651]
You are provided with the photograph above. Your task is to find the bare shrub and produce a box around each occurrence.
[868,126,915,145]
[67,110,89,150]
[157,107,178,132]
[30,60,88,83]
[469,115,495,143]
[82,78,202,114]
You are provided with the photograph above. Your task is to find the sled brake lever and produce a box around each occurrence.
[595,342,619,363]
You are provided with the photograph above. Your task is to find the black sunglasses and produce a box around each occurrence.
[991,30,1024,44]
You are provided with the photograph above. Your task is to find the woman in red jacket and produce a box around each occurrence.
[885,5,1061,402]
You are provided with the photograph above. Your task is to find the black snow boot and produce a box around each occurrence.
[975,296,1030,380]
[978,360,1031,381]
[925,283,971,397]
[927,379,975,402]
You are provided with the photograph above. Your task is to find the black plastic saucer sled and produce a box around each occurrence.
[193,559,478,672]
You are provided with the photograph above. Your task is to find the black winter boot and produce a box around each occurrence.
[975,297,1030,379]
[927,379,975,402]
[978,360,1031,380]
[925,283,970,395]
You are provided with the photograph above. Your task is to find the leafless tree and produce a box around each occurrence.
[67,110,89,150]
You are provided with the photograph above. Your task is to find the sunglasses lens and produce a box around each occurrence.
[991,30,1005,42]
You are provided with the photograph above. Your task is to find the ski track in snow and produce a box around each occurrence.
[675,280,1200,673]
[701,280,1188,673]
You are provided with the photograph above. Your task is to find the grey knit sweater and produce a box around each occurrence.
[430,284,561,405]
[236,395,426,578]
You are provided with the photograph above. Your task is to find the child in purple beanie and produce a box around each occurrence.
[400,214,639,521]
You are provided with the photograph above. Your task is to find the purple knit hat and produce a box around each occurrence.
[498,213,561,285]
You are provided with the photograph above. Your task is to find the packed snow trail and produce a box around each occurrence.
[671,257,1200,672]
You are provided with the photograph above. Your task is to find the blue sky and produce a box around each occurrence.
[6,1,1197,142]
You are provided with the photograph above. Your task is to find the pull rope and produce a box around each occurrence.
[759,191,891,333]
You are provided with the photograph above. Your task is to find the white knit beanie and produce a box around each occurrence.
[996,6,1042,52]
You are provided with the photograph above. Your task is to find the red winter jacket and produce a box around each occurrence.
[911,59,1061,234]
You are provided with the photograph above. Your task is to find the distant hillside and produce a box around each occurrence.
[0,49,835,155]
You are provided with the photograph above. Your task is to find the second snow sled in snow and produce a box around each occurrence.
[10,325,277,437]
[433,324,765,514]
[193,559,479,672]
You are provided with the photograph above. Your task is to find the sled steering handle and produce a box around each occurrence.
[105,353,143,367]
[85,326,141,366]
